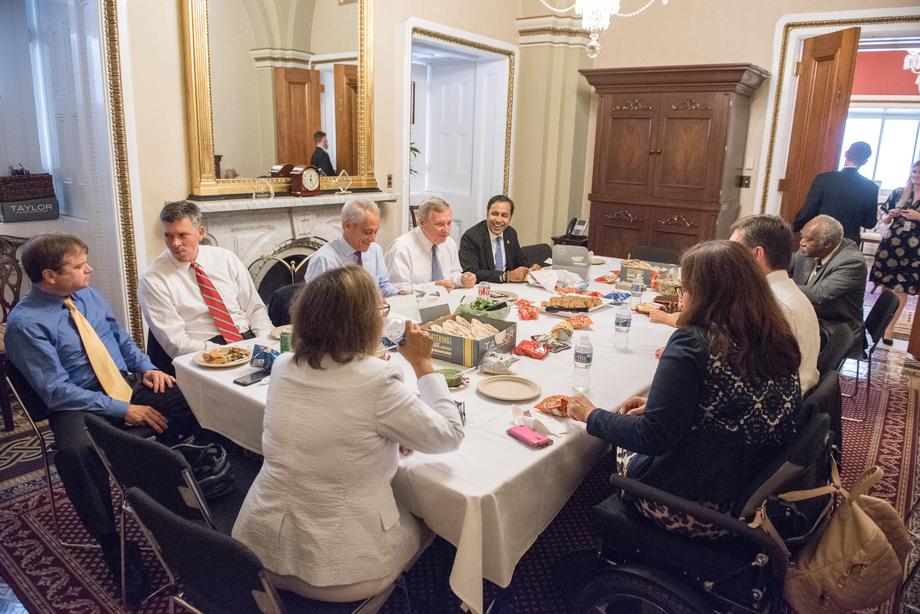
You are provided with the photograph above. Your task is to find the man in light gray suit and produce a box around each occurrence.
[789,214,867,346]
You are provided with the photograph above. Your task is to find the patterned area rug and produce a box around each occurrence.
[1,351,919,613]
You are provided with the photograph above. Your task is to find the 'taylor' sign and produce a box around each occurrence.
[0,197,60,222]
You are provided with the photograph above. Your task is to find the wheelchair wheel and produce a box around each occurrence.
[573,568,710,614]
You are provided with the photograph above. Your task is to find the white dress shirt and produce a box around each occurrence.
[138,245,273,358]
[385,226,463,286]
[232,354,463,587]
[767,270,821,393]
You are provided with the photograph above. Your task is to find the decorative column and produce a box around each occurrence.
[512,15,594,245]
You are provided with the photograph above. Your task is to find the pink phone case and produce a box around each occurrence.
[507,425,553,448]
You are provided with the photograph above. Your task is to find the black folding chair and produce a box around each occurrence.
[816,324,856,377]
[4,365,101,549]
[841,289,900,421]
[801,371,843,459]
[521,243,552,267]
[84,414,215,606]
[628,245,680,264]
[126,487,393,614]
[268,283,305,327]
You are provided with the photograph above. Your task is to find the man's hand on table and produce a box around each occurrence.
[434,279,456,291]
[506,266,530,282]
[143,369,175,393]
[125,404,168,433]
[617,396,647,416]
[567,394,597,422]
[460,272,477,288]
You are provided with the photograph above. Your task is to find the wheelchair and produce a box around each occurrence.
[554,412,834,614]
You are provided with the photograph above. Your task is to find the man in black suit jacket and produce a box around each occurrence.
[460,195,540,283]
[792,141,880,244]
[309,131,335,177]
[789,215,867,346]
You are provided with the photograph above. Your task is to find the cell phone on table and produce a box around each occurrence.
[507,425,553,448]
[233,370,270,386]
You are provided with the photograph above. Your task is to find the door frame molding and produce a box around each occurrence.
[757,7,920,215]
[401,18,518,234]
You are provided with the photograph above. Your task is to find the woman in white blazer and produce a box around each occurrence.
[232,266,464,603]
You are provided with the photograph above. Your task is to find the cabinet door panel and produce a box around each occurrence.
[653,93,724,201]
[589,203,648,257]
[594,95,657,198]
[649,209,707,253]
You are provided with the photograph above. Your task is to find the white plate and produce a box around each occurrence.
[591,256,606,265]
[477,375,542,401]
[489,289,519,302]
[268,324,292,340]
[194,348,251,368]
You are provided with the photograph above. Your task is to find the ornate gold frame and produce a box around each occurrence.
[180,0,377,197]
[411,27,515,195]
[759,14,920,213]
[102,0,144,344]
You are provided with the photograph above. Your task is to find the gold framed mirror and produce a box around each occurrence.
[180,0,377,197]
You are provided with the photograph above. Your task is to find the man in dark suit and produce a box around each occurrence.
[792,141,880,244]
[309,131,335,176]
[790,215,867,346]
[460,195,540,283]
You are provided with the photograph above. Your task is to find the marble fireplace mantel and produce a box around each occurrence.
[196,191,398,271]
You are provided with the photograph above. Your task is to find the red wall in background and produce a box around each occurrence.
[853,50,918,96]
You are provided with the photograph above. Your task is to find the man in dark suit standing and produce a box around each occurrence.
[309,131,335,176]
[460,195,540,283]
[792,141,880,244]
[789,215,867,346]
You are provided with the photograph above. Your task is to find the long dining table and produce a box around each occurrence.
[172,259,676,614]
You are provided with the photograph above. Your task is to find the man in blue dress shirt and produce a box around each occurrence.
[5,233,196,602]
[304,199,404,296]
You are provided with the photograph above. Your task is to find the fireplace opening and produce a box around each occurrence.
[249,236,327,304]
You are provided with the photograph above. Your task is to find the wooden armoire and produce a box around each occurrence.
[580,64,769,257]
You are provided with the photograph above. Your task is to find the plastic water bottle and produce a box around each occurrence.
[614,304,632,351]
[629,274,645,307]
[572,334,593,393]
[382,316,409,346]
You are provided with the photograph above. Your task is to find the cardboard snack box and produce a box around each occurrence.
[421,314,517,367]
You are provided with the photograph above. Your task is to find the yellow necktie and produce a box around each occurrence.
[64,297,133,403]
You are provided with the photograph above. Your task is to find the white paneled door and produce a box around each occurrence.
[427,61,476,236]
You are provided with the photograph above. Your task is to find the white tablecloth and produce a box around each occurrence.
[173,260,675,614]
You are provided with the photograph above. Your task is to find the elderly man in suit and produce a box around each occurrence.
[790,214,867,345]
[792,141,880,244]
[459,195,541,283]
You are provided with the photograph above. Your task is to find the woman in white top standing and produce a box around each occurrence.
[232,266,464,604]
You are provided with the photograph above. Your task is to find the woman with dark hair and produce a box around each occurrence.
[232,266,464,603]
[568,240,801,538]
[871,160,920,344]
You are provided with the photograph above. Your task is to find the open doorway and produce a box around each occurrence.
[405,27,514,241]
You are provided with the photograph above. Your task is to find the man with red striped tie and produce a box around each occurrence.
[139,201,273,373]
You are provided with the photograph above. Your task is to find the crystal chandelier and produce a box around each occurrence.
[539,0,669,58]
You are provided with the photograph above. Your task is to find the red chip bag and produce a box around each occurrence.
[513,340,550,360]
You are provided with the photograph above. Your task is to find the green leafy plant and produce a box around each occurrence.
[409,141,421,176]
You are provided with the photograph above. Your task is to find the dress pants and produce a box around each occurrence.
[48,373,197,541]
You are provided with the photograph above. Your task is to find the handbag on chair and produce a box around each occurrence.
[754,461,909,613]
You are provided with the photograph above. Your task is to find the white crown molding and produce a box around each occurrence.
[250,47,313,70]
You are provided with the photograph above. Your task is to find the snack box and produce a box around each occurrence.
[619,259,671,286]
[422,314,517,367]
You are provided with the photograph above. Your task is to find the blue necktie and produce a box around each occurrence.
[494,236,505,271]
[431,245,443,281]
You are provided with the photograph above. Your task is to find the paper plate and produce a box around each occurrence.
[539,302,612,318]
[489,289,519,302]
[477,375,541,401]
[591,256,606,265]
[194,348,251,368]
[268,324,292,340]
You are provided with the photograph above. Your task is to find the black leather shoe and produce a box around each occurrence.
[882,338,894,346]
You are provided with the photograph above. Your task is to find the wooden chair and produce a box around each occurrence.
[0,235,27,431]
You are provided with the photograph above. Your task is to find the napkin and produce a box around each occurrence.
[526,268,558,292]
[511,404,568,437]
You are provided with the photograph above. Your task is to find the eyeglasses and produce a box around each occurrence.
[379,303,391,317]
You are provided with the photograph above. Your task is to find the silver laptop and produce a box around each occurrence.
[551,244,591,281]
